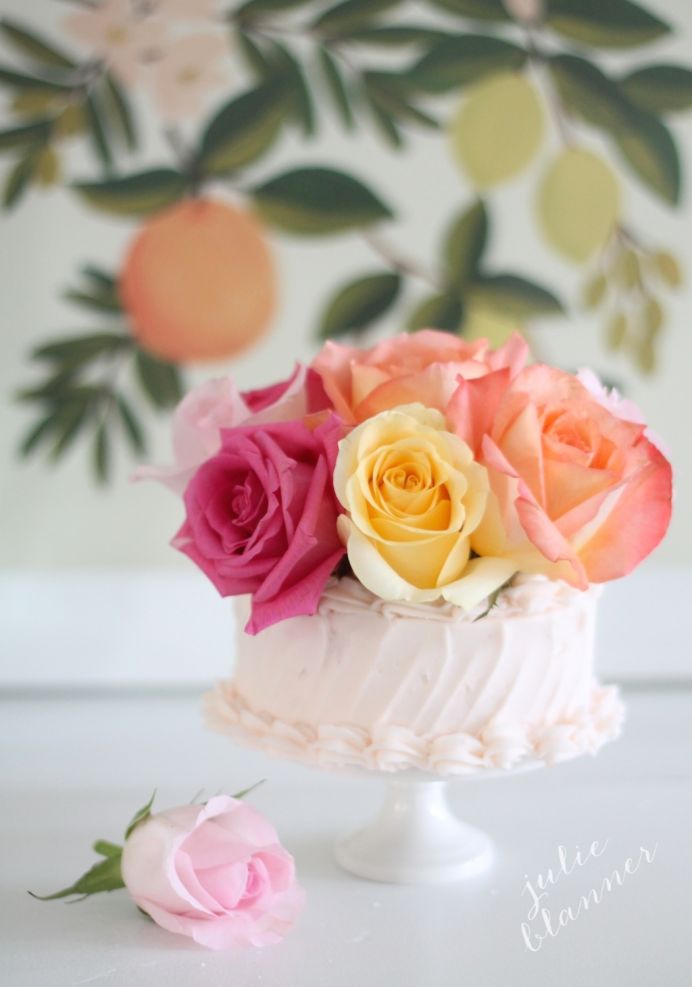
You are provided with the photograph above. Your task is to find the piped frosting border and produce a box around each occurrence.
[204,681,624,776]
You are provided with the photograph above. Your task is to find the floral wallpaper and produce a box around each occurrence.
[1,0,690,483]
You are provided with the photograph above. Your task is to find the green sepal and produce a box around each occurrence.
[231,779,266,800]
[473,576,515,621]
[124,789,156,841]
[28,850,124,902]
[93,839,122,858]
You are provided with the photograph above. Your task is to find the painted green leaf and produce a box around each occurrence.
[365,90,403,148]
[319,272,401,338]
[93,422,110,484]
[364,71,438,128]
[614,108,680,205]
[101,73,137,150]
[267,42,315,137]
[0,118,51,151]
[471,274,563,318]
[345,25,447,46]
[0,18,76,70]
[444,200,488,286]
[135,352,183,409]
[84,91,113,171]
[313,0,401,35]
[428,0,510,19]
[234,29,272,76]
[199,81,285,175]
[407,293,464,332]
[3,150,39,209]
[545,0,670,48]
[252,167,393,235]
[33,333,129,364]
[82,265,117,292]
[20,414,58,457]
[237,0,312,17]
[407,35,526,93]
[50,394,94,460]
[547,54,628,131]
[546,53,682,203]
[73,169,188,216]
[64,289,122,314]
[117,395,146,454]
[0,64,72,92]
[620,65,692,113]
[318,47,354,129]
[16,367,82,402]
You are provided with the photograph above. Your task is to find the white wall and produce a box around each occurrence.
[1,0,691,573]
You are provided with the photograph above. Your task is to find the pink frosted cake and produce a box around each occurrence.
[205,575,623,775]
[145,330,671,779]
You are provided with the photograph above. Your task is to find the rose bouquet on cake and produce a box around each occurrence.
[143,330,672,633]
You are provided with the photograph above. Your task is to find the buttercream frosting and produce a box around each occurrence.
[205,575,623,775]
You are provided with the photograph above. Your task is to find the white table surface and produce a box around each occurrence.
[2,688,691,987]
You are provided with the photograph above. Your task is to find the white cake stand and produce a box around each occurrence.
[205,682,622,885]
[332,764,539,885]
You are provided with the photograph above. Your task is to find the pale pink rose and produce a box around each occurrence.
[121,795,304,950]
[174,414,345,633]
[454,364,673,587]
[150,34,228,122]
[135,364,328,495]
[311,329,528,424]
[64,0,165,86]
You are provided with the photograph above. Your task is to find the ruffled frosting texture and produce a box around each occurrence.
[205,683,623,775]
[205,574,623,776]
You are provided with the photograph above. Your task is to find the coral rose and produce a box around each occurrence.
[135,364,328,495]
[449,365,673,586]
[174,414,345,633]
[121,795,303,950]
[312,329,528,423]
[334,403,516,608]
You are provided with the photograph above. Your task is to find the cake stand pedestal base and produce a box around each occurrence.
[334,776,493,884]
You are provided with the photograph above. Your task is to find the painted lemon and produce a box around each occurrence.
[448,72,544,188]
[538,149,620,263]
[463,301,521,349]
[120,199,277,363]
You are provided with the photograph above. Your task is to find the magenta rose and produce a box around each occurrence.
[121,796,304,950]
[135,363,329,495]
[174,413,345,633]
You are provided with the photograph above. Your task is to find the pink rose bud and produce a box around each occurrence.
[121,795,304,950]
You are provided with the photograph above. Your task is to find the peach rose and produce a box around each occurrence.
[334,403,516,608]
[312,329,528,424]
[449,365,673,586]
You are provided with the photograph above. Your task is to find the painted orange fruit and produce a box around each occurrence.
[120,198,277,363]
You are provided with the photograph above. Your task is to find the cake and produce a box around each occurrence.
[205,575,623,775]
[143,329,671,783]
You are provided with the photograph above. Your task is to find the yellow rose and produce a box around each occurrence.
[334,404,515,608]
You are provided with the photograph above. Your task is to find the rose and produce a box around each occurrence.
[577,367,670,456]
[121,796,303,950]
[450,365,673,586]
[135,363,329,495]
[311,329,528,424]
[334,403,516,608]
[174,414,345,633]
